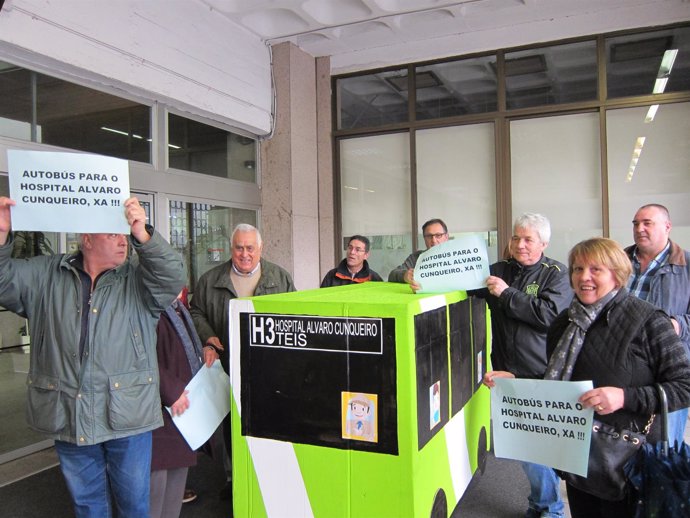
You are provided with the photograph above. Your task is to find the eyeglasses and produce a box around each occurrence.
[347,246,367,253]
[423,232,447,240]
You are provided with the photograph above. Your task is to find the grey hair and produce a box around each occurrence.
[231,223,262,246]
[513,213,551,244]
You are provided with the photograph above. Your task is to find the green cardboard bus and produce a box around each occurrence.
[228,282,491,518]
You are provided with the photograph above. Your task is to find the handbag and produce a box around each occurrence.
[560,414,654,501]
[625,384,690,518]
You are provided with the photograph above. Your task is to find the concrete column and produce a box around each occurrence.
[316,55,335,282]
[260,42,333,290]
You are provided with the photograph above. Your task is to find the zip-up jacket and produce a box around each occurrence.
[388,250,423,283]
[473,255,573,378]
[320,259,383,287]
[625,240,690,354]
[0,229,185,445]
[190,258,295,372]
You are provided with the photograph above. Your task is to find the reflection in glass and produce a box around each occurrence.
[415,56,498,120]
[0,175,58,460]
[606,103,690,246]
[0,63,32,140]
[336,69,409,130]
[339,133,411,277]
[416,124,498,262]
[606,26,690,98]
[505,40,597,109]
[0,61,151,162]
[169,200,257,292]
[168,114,257,182]
[510,113,601,261]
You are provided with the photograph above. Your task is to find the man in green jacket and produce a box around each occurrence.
[0,196,185,518]
[190,222,295,501]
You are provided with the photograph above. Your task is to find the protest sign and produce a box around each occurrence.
[7,150,130,233]
[491,377,594,476]
[414,234,490,293]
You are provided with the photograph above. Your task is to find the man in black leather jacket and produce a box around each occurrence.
[473,213,572,518]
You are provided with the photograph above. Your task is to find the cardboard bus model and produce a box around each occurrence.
[228,282,491,518]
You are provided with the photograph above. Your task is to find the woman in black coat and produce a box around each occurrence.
[485,238,690,518]
[150,289,219,518]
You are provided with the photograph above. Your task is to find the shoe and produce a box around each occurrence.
[182,489,198,504]
[219,481,232,501]
[525,510,564,518]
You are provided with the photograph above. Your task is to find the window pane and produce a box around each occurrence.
[168,114,257,182]
[510,113,601,262]
[169,200,257,291]
[336,69,409,130]
[415,56,498,120]
[0,175,58,259]
[607,102,690,246]
[0,63,32,140]
[416,124,498,262]
[339,133,411,278]
[0,175,59,457]
[37,75,151,162]
[607,26,690,99]
[0,61,151,162]
[505,41,597,109]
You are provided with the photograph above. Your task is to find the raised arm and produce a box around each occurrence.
[0,197,16,246]
[124,197,150,244]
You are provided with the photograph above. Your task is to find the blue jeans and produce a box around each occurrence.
[667,407,689,447]
[521,461,564,517]
[55,432,152,518]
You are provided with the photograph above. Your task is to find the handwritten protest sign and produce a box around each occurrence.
[414,234,490,293]
[491,377,594,476]
[7,150,130,233]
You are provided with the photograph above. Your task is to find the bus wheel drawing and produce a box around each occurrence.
[430,488,447,518]
[476,426,488,475]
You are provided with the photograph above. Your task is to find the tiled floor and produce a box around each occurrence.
[0,348,46,458]
[0,447,58,488]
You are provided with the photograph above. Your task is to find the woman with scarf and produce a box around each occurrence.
[150,288,219,518]
[485,237,690,517]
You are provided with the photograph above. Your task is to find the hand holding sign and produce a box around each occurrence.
[414,235,490,293]
[0,197,16,245]
[403,268,421,292]
[490,377,594,476]
[124,197,149,243]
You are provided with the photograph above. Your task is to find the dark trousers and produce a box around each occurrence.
[565,483,631,518]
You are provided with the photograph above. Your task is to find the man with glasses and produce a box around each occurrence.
[320,234,383,287]
[190,223,295,502]
[388,218,449,291]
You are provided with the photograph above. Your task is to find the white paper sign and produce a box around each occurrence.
[167,360,231,451]
[414,235,490,293]
[7,150,130,233]
[491,377,594,476]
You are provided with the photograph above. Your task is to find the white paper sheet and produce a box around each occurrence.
[491,377,594,476]
[167,360,231,450]
[7,149,130,233]
[414,235,490,293]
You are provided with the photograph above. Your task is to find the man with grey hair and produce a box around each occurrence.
[190,223,295,501]
[472,213,572,518]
